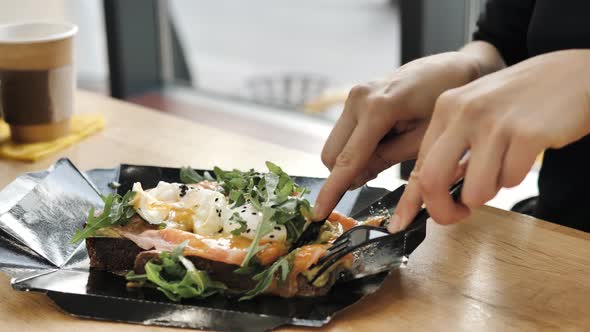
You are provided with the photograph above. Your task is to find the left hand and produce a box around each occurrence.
[391,50,590,232]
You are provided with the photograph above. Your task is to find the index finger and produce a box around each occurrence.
[392,106,448,230]
[313,122,388,220]
[419,130,470,224]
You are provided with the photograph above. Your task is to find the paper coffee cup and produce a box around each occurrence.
[0,22,78,143]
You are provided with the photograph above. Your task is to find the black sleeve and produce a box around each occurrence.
[472,0,536,66]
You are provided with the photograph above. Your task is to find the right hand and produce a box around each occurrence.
[313,52,482,220]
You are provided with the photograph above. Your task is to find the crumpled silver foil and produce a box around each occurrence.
[0,159,103,268]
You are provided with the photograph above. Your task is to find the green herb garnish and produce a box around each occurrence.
[238,206,276,268]
[229,212,248,236]
[180,167,215,184]
[121,162,314,300]
[126,241,226,301]
[239,250,295,301]
[70,190,136,243]
[211,162,312,268]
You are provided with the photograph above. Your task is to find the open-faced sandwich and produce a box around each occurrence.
[71,162,386,301]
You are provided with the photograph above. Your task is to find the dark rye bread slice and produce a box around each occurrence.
[86,214,157,271]
[291,270,338,297]
[85,214,338,297]
[89,238,336,296]
[134,250,337,297]
[87,237,145,271]
[134,250,257,290]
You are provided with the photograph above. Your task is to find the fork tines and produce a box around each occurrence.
[309,225,390,284]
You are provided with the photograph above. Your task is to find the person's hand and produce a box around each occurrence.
[392,50,590,232]
[313,52,482,220]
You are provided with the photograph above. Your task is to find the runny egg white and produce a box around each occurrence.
[130,181,287,242]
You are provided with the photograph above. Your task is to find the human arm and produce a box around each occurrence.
[392,49,590,231]
[313,40,505,220]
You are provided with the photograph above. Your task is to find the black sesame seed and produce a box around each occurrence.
[251,212,257,215]
[269,235,275,239]
[215,198,219,202]
[218,228,223,233]
[274,226,281,231]
[246,228,251,233]
[178,184,189,197]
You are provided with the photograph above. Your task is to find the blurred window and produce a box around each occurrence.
[168,0,400,110]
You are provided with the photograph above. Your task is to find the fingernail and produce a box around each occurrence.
[388,214,402,233]
[313,203,323,220]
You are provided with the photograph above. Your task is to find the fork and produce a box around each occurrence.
[308,179,464,284]
[293,180,408,250]
[291,191,347,250]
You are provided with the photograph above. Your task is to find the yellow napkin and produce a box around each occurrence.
[0,113,105,162]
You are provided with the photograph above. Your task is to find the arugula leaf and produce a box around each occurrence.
[239,206,275,267]
[237,172,284,267]
[180,166,205,183]
[197,162,313,268]
[213,166,262,204]
[212,166,226,181]
[276,180,293,204]
[125,271,147,281]
[247,194,263,211]
[229,189,245,207]
[70,190,136,243]
[126,241,226,302]
[298,199,313,220]
[171,241,186,258]
[229,212,248,236]
[264,172,279,201]
[210,163,314,267]
[265,161,283,175]
[180,167,215,184]
[239,250,295,301]
[229,177,248,190]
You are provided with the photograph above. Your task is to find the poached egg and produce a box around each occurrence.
[130,181,286,242]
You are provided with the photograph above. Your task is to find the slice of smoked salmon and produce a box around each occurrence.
[272,244,328,297]
[327,211,358,231]
[121,228,288,266]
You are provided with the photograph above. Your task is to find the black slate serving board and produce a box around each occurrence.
[0,158,425,331]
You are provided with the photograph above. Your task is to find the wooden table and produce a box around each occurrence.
[0,91,588,331]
